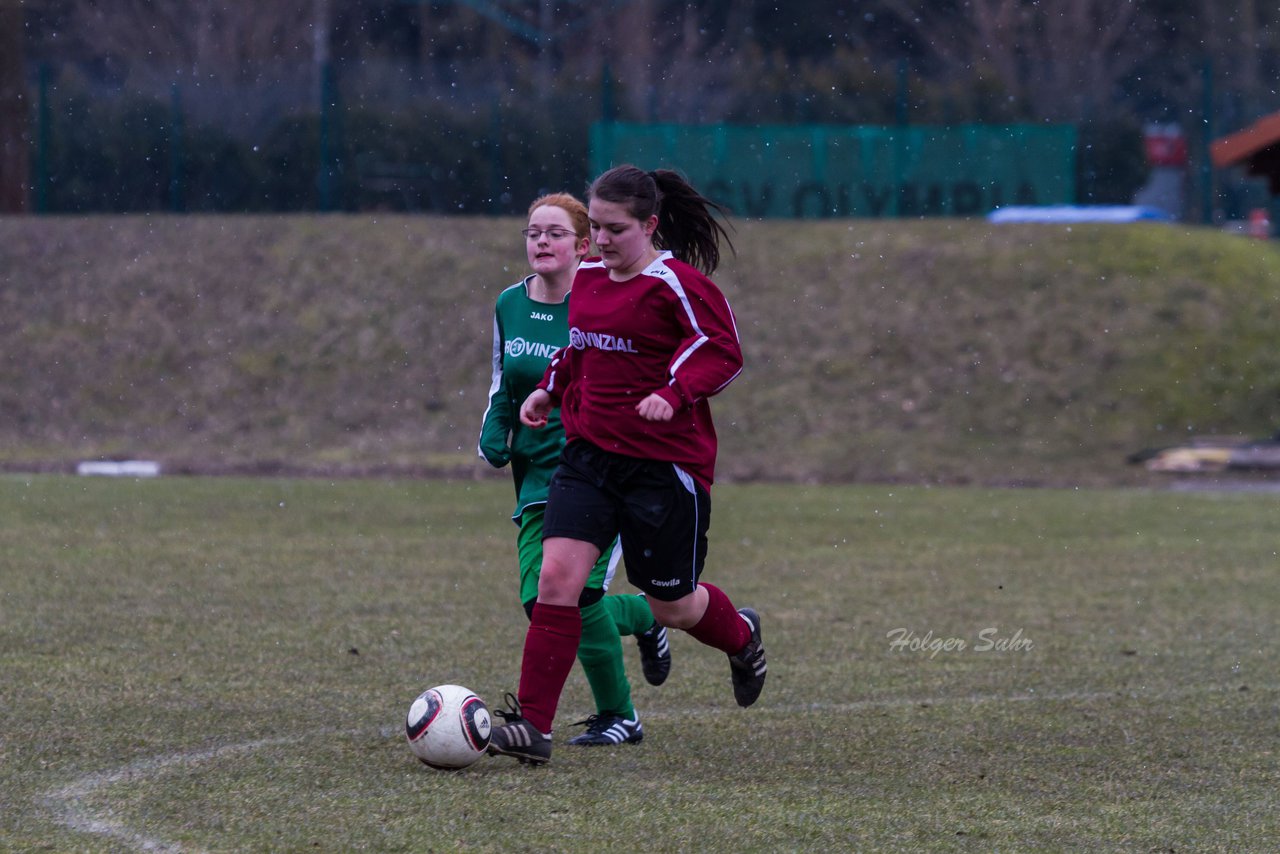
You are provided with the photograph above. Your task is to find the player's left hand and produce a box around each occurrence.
[636,393,674,422]
[520,389,554,428]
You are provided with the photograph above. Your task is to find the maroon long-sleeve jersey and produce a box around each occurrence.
[537,253,743,491]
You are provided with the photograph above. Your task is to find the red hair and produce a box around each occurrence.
[527,193,589,238]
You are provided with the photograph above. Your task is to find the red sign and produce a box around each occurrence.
[1145,126,1188,167]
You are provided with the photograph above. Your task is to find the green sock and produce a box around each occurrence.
[601,593,656,637]
[577,598,635,719]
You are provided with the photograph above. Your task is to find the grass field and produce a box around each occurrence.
[3,474,1278,852]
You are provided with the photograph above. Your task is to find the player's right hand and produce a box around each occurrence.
[479,444,511,468]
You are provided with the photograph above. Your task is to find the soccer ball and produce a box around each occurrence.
[405,684,492,770]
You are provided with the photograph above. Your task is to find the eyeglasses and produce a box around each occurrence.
[521,227,576,241]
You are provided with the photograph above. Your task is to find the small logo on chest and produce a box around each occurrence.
[531,311,555,321]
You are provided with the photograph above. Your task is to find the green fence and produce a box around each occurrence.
[591,122,1077,218]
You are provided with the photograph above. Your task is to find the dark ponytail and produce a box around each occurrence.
[588,164,734,275]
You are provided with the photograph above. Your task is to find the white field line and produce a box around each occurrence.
[40,682,1261,851]
[40,736,296,854]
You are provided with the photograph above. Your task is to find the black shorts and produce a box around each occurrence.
[543,440,710,601]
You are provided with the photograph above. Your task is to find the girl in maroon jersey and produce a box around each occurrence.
[487,165,767,765]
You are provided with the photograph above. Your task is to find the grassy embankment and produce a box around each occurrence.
[3,214,1279,485]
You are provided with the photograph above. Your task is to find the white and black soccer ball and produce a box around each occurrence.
[405,684,491,770]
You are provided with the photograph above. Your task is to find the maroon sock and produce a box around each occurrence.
[517,602,582,733]
[685,582,750,655]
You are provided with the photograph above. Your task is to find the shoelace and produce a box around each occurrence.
[492,692,524,725]
[638,623,665,647]
[570,714,617,734]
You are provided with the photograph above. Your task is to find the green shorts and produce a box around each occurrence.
[517,505,621,609]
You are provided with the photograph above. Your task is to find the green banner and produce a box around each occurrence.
[590,122,1077,218]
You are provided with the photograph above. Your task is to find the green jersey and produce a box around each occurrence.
[478,277,570,521]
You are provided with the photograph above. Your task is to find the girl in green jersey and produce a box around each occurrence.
[478,193,671,746]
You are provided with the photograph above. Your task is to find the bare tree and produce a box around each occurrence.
[654,2,741,122]
[1029,0,1151,120]
[586,0,740,122]
[313,0,331,103]
[878,0,1155,121]
[607,0,660,119]
[0,0,28,212]
[63,0,323,82]
[1202,0,1280,125]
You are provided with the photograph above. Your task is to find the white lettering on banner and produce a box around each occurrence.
[568,327,639,353]
[505,337,560,359]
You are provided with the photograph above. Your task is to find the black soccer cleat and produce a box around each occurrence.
[728,608,767,708]
[566,712,644,746]
[486,693,552,765]
[635,620,672,686]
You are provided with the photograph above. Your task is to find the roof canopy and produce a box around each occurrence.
[1211,112,1280,194]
